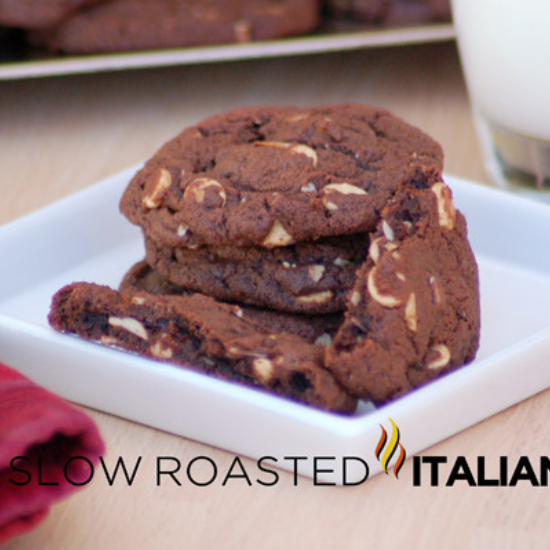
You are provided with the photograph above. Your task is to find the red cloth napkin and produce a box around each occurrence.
[0,361,105,544]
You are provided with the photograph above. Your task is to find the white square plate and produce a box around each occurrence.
[1,168,550,484]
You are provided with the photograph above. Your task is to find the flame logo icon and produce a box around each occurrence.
[375,418,406,479]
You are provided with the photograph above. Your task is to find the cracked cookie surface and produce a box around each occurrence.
[120,104,443,249]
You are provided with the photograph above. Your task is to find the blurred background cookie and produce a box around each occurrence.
[0,0,101,29]
[29,0,321,53]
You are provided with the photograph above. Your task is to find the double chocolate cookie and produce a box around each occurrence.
[327,181,480,402]
[49,283,356,413]
[120,104,443,249]
[144,233,367,314]
[31,0,320,53]
[0,0,99,29]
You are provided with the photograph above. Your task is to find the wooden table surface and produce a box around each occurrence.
[2,41,550,550]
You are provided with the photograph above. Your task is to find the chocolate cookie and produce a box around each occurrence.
[49,283,356,413]
[143,233,367,314]
[423,0,451,20]
[119,104,443,250]
[30,0,320,53]
[120,260,344,344]
[324,0,390,23]
[0,0,99,29]
[326,180,480,403]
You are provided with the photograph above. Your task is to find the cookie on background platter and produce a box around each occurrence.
[0,0,100,29]
[30,0,321,53]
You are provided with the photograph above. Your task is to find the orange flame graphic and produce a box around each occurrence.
[375,418,406,479]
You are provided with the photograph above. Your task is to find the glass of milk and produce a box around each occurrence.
[451,0,550,198]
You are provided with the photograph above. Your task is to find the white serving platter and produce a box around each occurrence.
[0,23,454,80]
[1,168,550,484]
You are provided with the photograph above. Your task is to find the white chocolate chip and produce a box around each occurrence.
[150,338,174,359]
[431,182,456,230]
[233,19,251,43]
[131,296,146,306]
[369,238,382,264]
[184,178,227,207]
[287,113,308,122]
[314,333,333,347]
[425,344,451,369]
[396,272,406,282]
[108,317,149,341]
[177,224,189,238]
[323,183,368,195]
[405,293,417,332]
[369,237,398,264]
[334,257,352,267]
[350,290,361,306]
[300,182,317,193]
[323,200,339,211]
[232,306,244,319]
[263,220,294,247]
[254,141,317,168]
[227,346,240,357]
[296,290,334,305]
[308,264,325,283]
[142,168,172,209]
[253,357,274,383]
[254,141,291,149]
[99,336,121,346]
[367,267,403,308]
[290,144,318,167]
[382,220,395,241]
[429,276,443,305]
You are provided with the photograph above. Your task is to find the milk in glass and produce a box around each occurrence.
[452,0,550,194]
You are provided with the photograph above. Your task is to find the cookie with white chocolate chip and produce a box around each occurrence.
[326,178,480,403]
[30,0,320,54]
[119,260,344,344]
[48,282,356,413]
[119,104,443,250]
[142,233,367,314]
[0,0,100,29]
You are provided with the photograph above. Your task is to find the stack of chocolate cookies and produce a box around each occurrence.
[49,104,480,414]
